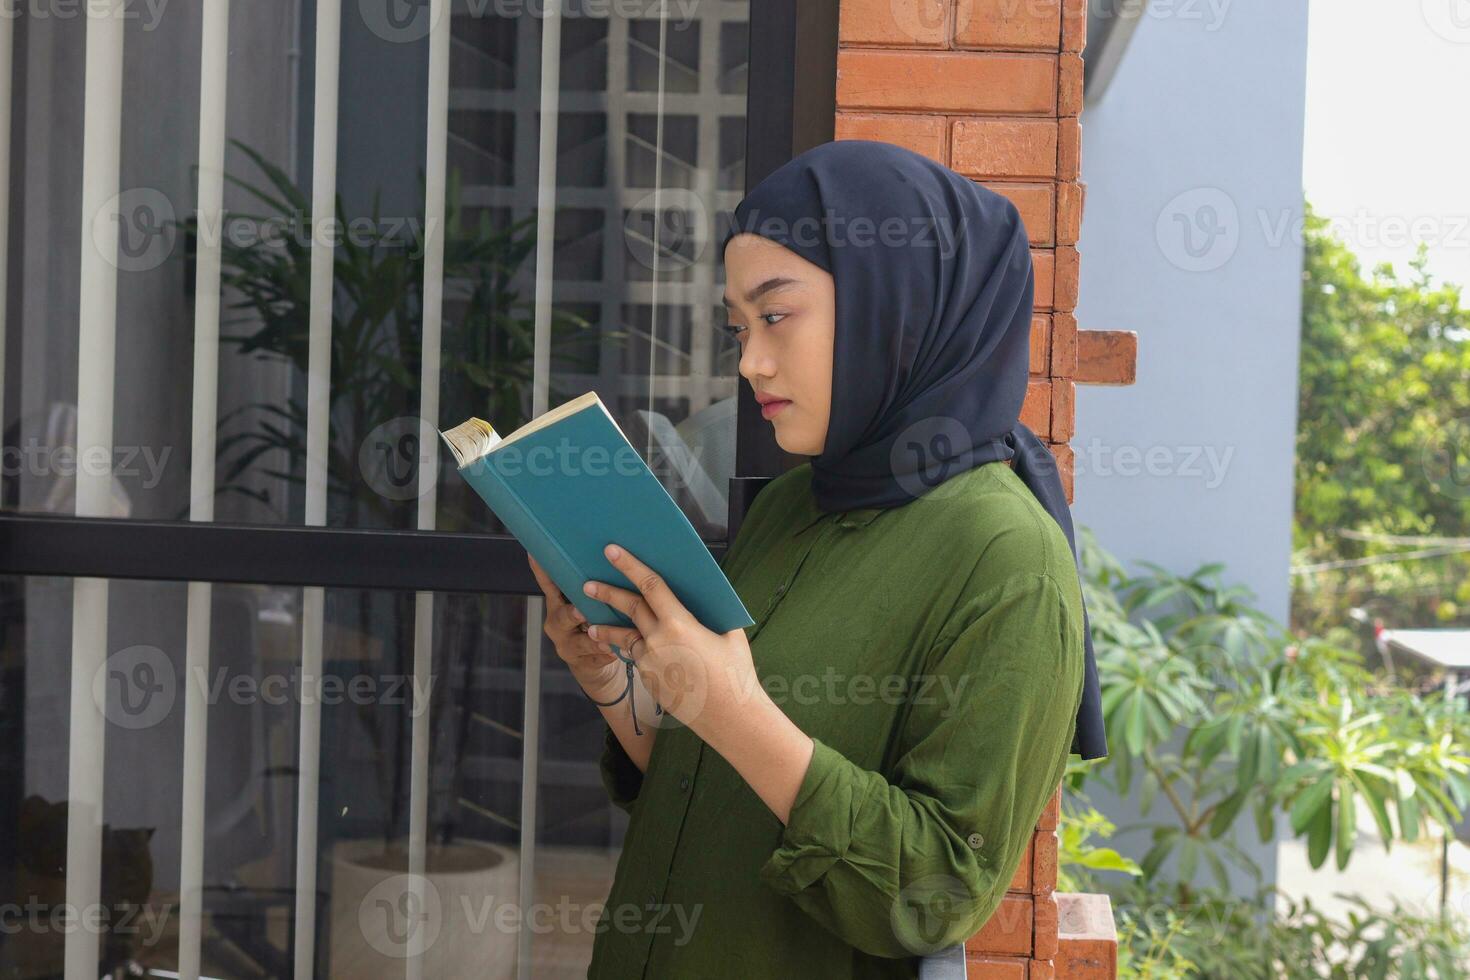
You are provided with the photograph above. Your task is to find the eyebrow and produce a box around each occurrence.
[721,277,802,308]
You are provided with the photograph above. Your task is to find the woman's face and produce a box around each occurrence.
[720,233,835,456]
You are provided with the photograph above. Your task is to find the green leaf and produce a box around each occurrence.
[1209,788,1250,839]
[1290,773,1334,835]
[1126,694,1148,754]
[1236,724,1260,789]
[1072,848,1140,875]
[1178,836,1198,884]
[1139,832,1177,880]
[1306,790,1333,869]
[1399,784,1422,843]
[1139,768,1158,815]
[1335,781,1356,871]
[1255,795,1276,843]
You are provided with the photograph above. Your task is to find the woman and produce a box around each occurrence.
[529,140,1108,978]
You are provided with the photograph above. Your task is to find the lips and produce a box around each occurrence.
[760,398,791,419]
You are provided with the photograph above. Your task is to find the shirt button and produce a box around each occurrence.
[967,832,985,849]
[648,891,657,905]
[679,776,690,792]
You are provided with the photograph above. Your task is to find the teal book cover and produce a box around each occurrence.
[440,391,754,633]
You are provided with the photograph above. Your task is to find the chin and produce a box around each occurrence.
[774,428,819,456]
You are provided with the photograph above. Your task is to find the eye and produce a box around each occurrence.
[720,311,785,342]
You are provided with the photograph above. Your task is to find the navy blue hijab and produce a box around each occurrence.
[719,140,1107,761]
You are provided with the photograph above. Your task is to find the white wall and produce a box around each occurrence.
[1070,0,1312,892]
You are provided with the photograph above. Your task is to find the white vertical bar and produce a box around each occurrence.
[414,0,447,540]
[518,4,562,977]
[406,0,450,976]
[406,589,435,980]
[643,5,669,457]
[66,0,125,977]
[295,0,343,974]
[0,0,13,441]
[64,579,109,980]
[690,6,717,413]
[294,585,326,979]
[178,2,231,977]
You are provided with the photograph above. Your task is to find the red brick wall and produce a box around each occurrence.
[833,0,1136,508]
[831,2,1134,976]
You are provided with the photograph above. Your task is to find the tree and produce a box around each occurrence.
[1293,199,1470,636]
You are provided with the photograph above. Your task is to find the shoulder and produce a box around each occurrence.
[895,461,1075,585]
[872,461,1085,642]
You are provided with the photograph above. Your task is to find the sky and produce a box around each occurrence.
[1303,0,1470,293]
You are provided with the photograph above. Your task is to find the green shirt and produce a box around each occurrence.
[590,459,1086,979]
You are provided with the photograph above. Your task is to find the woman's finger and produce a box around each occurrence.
[529,554,595,644]
[587,623,643,658]
[553,600,588,636]
[580,579,647,633]
[527,553,570,608]
[602,544,684,624]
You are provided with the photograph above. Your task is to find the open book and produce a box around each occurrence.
[440,391,754,633]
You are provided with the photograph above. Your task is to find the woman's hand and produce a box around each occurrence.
[527,553,627,700]
[580,542,764,743]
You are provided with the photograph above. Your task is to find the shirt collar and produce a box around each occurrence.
[781,463,886,537]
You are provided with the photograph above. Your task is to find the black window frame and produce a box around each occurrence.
[0,0,839,596]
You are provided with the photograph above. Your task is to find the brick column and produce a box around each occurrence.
[832,1,1136,976]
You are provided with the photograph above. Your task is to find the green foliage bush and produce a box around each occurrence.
[1061,528,1470,977]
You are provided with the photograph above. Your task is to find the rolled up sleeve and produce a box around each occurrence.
[757,572,1085,958]
[599,723,644,815]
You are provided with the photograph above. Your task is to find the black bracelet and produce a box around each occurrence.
[582,641,663,735]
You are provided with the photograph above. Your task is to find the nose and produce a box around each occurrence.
[737,326,776,385]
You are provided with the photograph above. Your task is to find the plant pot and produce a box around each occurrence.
[328,837,519,979]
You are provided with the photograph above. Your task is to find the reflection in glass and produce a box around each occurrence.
[0,577,613,977]
[0,1,749,977]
